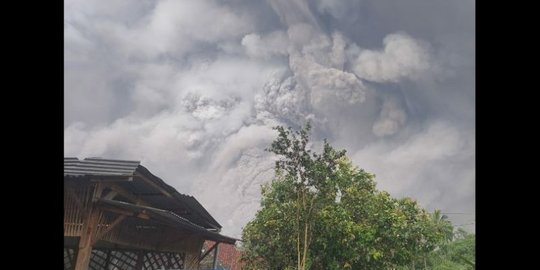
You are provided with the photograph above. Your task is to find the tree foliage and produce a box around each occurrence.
[241,123,456,269]
[426,229,475,270]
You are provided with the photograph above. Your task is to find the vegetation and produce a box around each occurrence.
[241,123,473,269]
[408,228,475,270]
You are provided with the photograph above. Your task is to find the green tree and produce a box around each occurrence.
[407,229,475,270]
[431,210,454,243]
[442,229,475,269]
[241,123,448,270]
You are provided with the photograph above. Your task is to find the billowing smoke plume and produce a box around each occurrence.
[65,0,475,237]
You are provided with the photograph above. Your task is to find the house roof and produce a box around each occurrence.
[64,157,140,176]
[98,199,238,244]
[64,157,222,230]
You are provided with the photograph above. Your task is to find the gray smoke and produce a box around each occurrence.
[65,0,475,237]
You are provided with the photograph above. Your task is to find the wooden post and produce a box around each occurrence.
[73,204,100,270]
[167,253,173,269]
[198,242,218,263]
[74,184,103,270]
[135,251,144,270]
[105,250,111,270]
[212,243,219,270]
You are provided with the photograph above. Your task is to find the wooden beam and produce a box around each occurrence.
[135,172,175,199]
[98,206,151,220]
[105,184,137,202]
[198,242,219,263]
[92,214,127,245]
[103,183,150,206]
[91,182,105,202]
[102,190,118,200]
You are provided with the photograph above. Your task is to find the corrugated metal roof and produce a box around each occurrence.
[64,157,140,176]
[136,165,223,229]
[98,199,238,244]
[64,157,223,229]
[176,193,222,229]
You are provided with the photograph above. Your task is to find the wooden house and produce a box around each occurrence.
[64,157,237,270]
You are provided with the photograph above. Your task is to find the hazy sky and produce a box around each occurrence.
[64,0,475,238]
